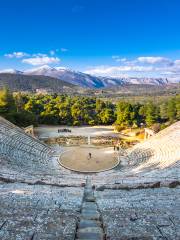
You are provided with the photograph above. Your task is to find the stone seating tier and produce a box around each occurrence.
[0,183,84,240]
[95,187,180,239]
[0,117,180,239]
[0,116,180,188]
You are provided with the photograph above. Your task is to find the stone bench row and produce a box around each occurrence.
[95,187,180,239]
[0,182,84,240]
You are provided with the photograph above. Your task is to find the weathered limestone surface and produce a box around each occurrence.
[0,116,87,186]
[0,117,180,239]
[95,187,180,240]
[0,183,83,240]
[93,121,180,187]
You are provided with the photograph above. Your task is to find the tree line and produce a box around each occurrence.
[0,88,179,128]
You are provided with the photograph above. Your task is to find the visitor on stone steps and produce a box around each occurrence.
[89,152,92,159]
[114,145,116,151]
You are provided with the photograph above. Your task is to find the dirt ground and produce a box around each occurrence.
[35,125,119,139]
[60,146,119,172]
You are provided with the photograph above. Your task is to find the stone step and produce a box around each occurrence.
[83,201,96,205]
[82,208,98,213]
[76,231,104,240]
[81,211,100,220]
[75,178,104,240]
[82,205,98,211]
[85,196,96,202]
[84,190,93,196]
[82,202,97,208]
[79,219,101,229]
[77,227,103,234]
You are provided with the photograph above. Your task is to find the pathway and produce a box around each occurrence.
[75,177,105,240]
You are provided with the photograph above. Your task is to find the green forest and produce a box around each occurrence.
[0,88,179,129]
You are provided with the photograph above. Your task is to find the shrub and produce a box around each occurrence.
[114,125,126,132]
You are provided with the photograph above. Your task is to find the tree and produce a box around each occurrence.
[145,102,159,127]
[2,91,178,128]
[167,98,176,121]
[116,102,133,127]
[0,88,16,114]
[175,95,180,120]
[159,102,168,121]
[12,111,37,127]
[71,102,84,125]
[99,108,115,124]
[14,92,26,112]
[96,99,106,124]
[24,97,44,122]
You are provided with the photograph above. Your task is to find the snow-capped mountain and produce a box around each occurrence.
[0,65,170,88]
[124,77,169,85]
[24,65,105,88]
[24,65,170,88]
[0,69,23,74]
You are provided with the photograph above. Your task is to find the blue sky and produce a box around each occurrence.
[0,0,180,80]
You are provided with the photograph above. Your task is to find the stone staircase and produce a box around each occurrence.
[76,177,105,240]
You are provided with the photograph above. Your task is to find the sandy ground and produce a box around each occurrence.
[60,146,119,172]
[35,125,119,138]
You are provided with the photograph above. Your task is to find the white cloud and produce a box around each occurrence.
[174,60,180,65]
[5,51,50,59]
[112,55,120,59]
[50,50,55,56]
[5,50,61,66]
[60,48,68,52]
[22,56,60,66]
[85,56,180,82]
[137,56,172,65]
[112,56,128,63]
[85,65,154,76]
[117,58,127,62]
[3,51,180,82]
[32,53,48,57]
[5,52,29,58]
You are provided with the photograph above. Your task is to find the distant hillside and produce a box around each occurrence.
[0,66,173,88]
[0,73,77,93]
[24,65,170,88]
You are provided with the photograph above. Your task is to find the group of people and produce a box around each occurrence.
[88,145,120,161]
[57,128,71,133]
[114,145,120,151]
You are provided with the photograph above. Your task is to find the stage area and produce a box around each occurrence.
[35,125,119,138]
[59,146,119,172]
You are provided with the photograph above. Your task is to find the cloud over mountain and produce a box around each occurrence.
[4,52,29,58]
[22,56,60,66]
[86,56,180,81]
[2,51,180,83]
[4,50,64,66]
[137,56,172,65]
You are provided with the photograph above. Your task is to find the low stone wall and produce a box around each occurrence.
[44,135,120,146]
[44,136,87,145]
[91,136,119,146]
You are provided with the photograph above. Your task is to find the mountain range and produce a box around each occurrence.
[0,73,77,93]
[0,65,172,88]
